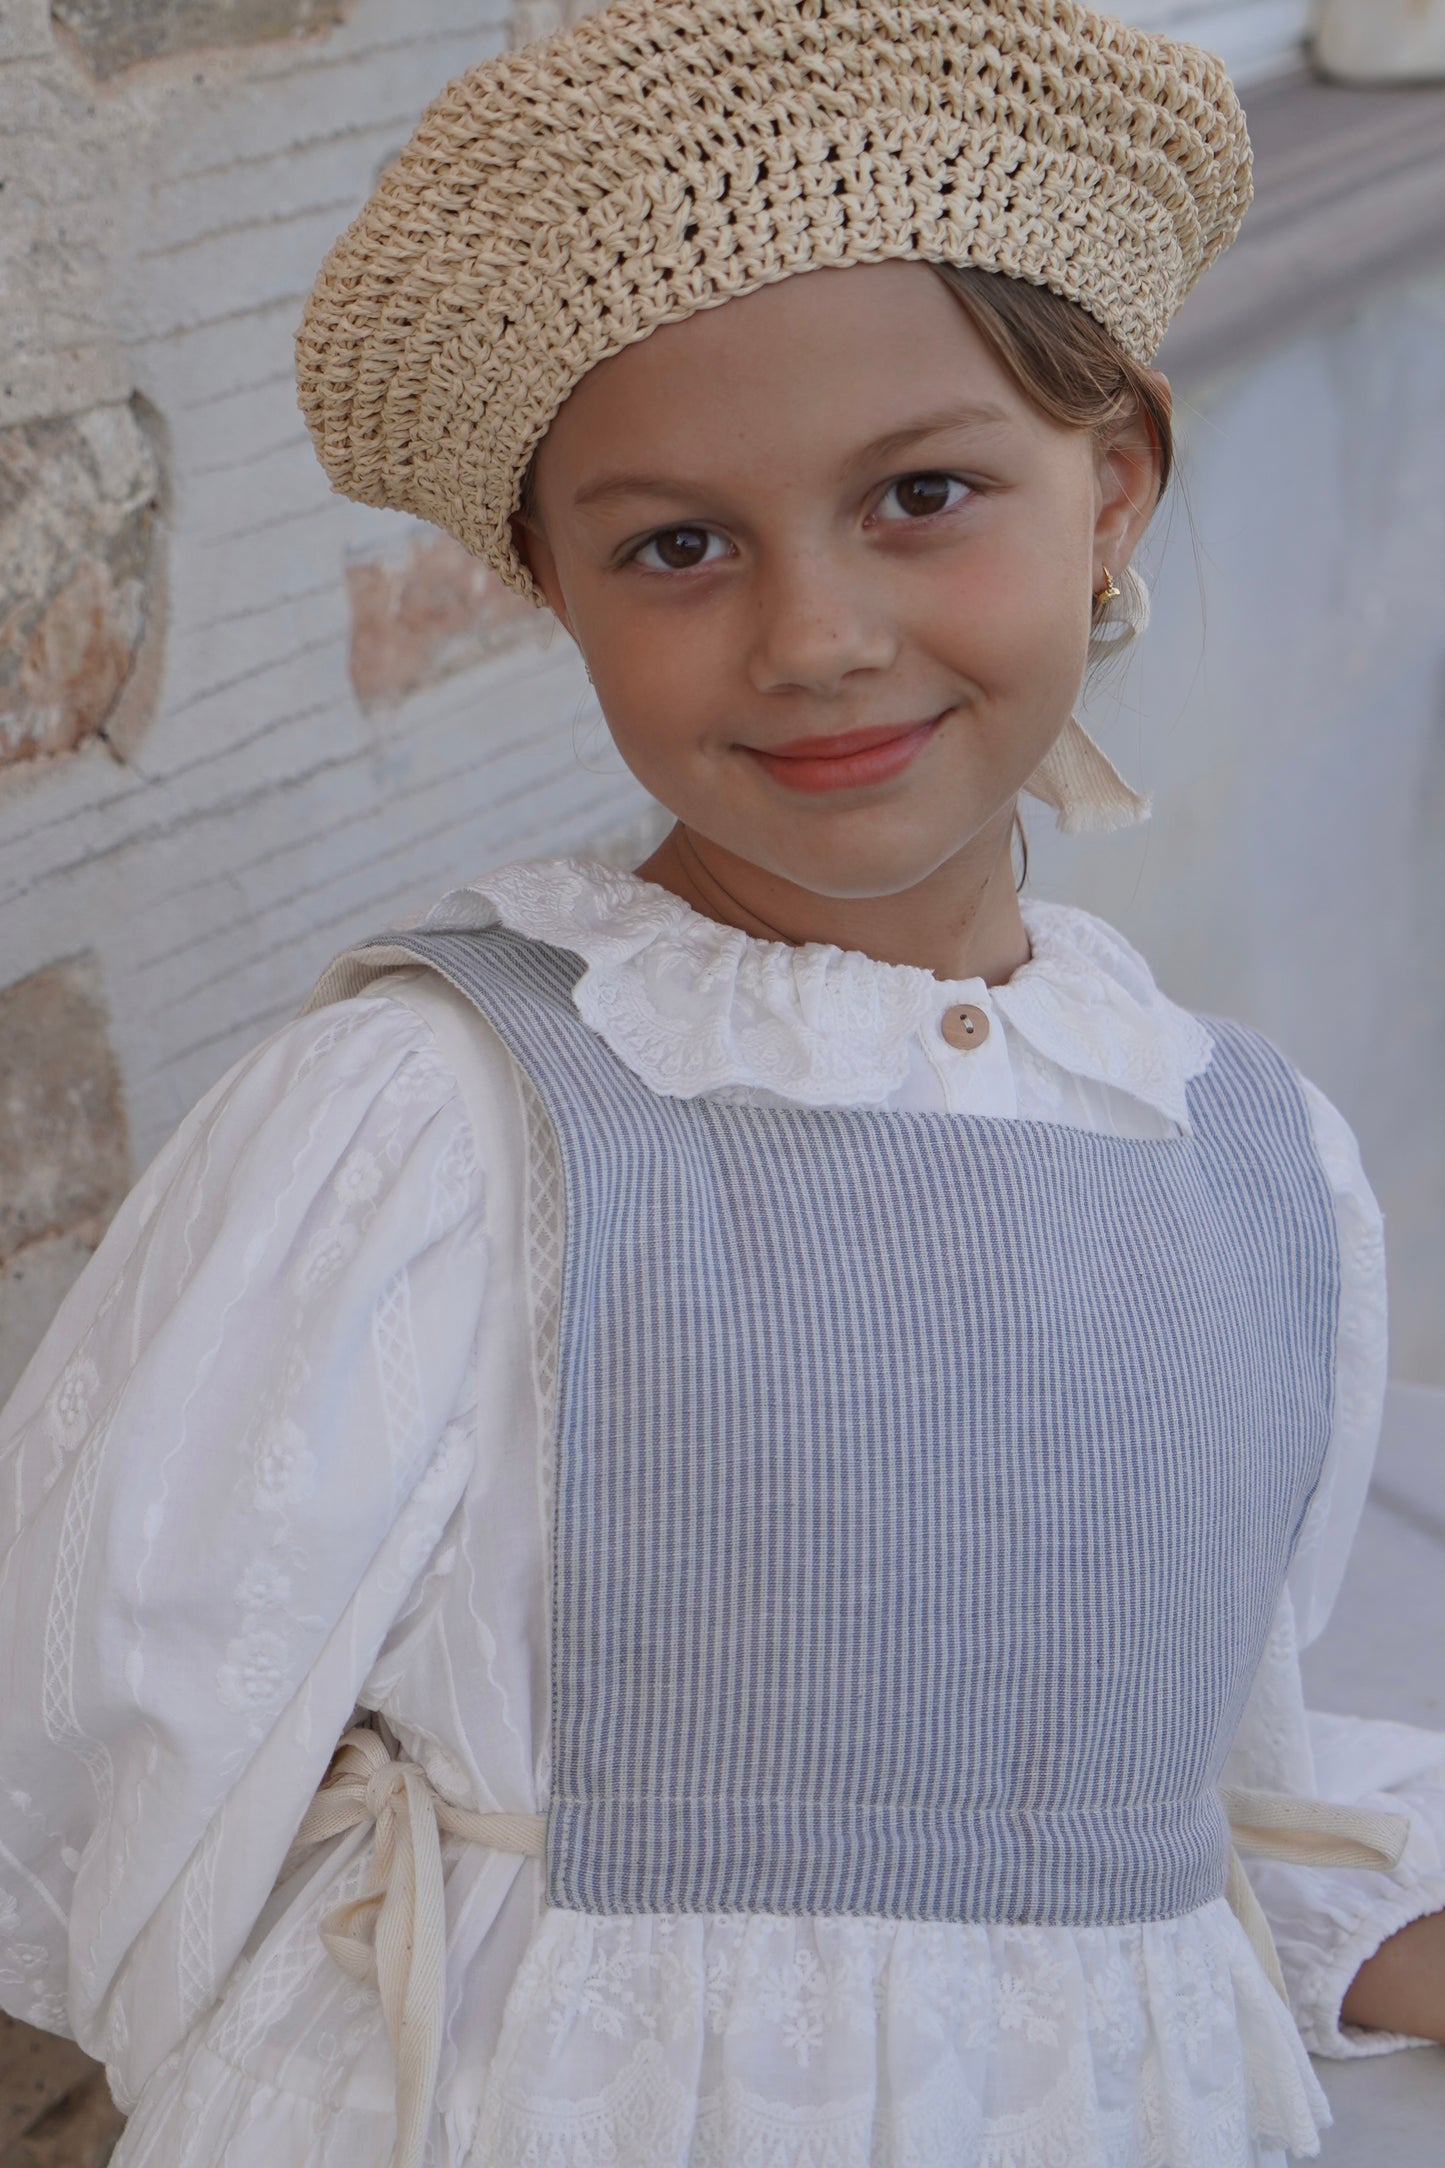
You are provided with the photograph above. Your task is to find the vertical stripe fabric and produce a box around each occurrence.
[359,925,1339,1927]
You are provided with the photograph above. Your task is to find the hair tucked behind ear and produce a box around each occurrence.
[932,267,1174,885]
[933,263,1168,674]
[929,265,1173,499]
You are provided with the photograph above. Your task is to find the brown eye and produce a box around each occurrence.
[638,526,716,571]
[891,473,958,518]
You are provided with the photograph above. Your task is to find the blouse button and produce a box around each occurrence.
[940,1002,990,1052]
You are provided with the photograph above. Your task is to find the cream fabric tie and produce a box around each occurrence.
[1219,1785,1410,1999]
[1022,714,1153,835]
[289,1726,545,2168]
[292,1734,1410,2166]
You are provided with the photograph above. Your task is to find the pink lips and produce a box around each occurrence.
[745,713,945,793]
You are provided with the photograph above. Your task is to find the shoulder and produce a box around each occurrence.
[0,983,496,1545]
[1008,898,1214,1131]
[1179,1009,1381,1231]
[1018,902,1381,1229]
[1016,899,1210,1063]
[4,994,483,1419]
[1291,1071,1384,1239]
[1197,1023,1383,1236]
[174,985,483,1203]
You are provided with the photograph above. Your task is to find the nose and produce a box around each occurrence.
[746,546,899,697]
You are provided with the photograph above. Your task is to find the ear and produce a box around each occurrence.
[1092,370,1171,586]
[509,510,576,640]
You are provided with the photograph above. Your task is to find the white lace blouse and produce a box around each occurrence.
[2,854,1443,2168]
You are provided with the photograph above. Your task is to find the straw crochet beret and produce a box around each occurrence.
[297,0,1251,604]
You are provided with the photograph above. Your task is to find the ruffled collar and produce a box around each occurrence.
[412,855,1214,1131]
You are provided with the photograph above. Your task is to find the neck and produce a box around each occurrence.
[632,818,1032,986]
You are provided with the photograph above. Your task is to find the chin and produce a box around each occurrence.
[759,810,1011,893]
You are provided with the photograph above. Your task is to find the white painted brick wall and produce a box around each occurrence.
[0,0,664,1186]
[1124,1,1310,79]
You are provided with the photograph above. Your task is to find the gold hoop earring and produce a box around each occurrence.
[1094,568,1122,607]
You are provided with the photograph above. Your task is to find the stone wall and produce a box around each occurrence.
[0,0,664,1414]
[52,0,349,79]
[0,2014,124,2167]
[0,954,132,1426]
[0,0,652,2138]
[0,399,164,768]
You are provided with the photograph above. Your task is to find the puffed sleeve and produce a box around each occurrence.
[0,992,486,2103]
[1223,1074,1445,2055]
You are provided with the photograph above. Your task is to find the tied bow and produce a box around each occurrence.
[1219,1786,1409,1998]
[288,1726,545,2168]
[290,1733,1411,2168]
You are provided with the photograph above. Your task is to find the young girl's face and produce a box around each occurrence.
[518,259,1159,913]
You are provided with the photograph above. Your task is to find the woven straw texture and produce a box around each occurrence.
[296,0,1252,602]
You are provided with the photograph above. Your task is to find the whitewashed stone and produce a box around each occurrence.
[52,0,347,80]
[345,527,547,716]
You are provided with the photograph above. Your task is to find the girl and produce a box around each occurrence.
[2,3,1444,2165]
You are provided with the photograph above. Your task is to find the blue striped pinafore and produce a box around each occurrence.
[350,921,1339,1932]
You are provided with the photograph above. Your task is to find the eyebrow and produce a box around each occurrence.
[570,402,1012,512]
[853,402,1012,469]
[572,472,723,513]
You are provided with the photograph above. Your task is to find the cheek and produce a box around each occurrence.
[583,634,725,805]
[919,557,1088,715]
[929,500,1094,700]
[588,605,737,754]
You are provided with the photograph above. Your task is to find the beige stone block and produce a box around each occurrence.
[50,0,347,80]
[0,2075,125,2166]
[0,2015,122,2167]
[1,2017,85,2152]
[345,527,548,716]
[0,1229,107,1405]
[0,401,163,770]
[0,954,130,1263]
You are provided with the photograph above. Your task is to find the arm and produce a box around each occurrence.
[0,993,487,2106]
[1342,1910,1445,2038]
[1223,1075,1445,2054]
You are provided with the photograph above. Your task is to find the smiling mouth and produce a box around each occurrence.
[757,715,947,759]
[743,712,947,794]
